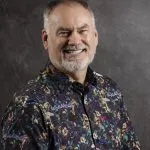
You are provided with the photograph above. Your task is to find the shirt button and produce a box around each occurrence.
[91,144,95,148]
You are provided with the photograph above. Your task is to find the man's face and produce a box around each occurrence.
[42,3,98,73]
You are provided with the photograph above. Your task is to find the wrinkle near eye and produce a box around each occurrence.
[78,29,88,34]
[57,30,71,37]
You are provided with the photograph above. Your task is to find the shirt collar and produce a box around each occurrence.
[40,60,97,86]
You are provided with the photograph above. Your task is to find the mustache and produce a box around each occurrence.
[62,44,87,51]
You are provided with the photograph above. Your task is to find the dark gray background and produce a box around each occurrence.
[0,0,149,149]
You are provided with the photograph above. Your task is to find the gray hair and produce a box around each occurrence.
[43,0,96,32]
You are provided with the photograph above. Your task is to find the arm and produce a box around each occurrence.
[1,96,54,150]
[119,96,140,150]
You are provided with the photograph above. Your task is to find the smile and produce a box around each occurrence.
[63,48,87,54]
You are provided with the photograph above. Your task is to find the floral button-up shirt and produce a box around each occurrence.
[1,61,140,150]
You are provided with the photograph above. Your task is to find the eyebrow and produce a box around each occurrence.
[56,24,89,33]
[57,27,71,32]
[78,24,89,30]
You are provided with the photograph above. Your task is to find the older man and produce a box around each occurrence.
[1,0,140,149]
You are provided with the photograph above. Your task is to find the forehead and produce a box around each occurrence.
[49,3,93,29]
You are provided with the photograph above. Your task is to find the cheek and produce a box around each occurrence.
[54,38,67,49]
[82,33,95,46]
[82,33,89,40]
[91,34,98,48]
[81,35,91,47]
[48,38,67,58]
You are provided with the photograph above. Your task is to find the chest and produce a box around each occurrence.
[43,85,122,149]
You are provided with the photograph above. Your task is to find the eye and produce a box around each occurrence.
[79,29,88,34]
[58,31,70,37]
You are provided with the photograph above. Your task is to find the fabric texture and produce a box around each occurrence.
[1,61,140,150]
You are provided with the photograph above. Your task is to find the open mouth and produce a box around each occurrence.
[63,48,87,54]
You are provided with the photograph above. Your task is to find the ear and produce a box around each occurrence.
[41,29,48,50]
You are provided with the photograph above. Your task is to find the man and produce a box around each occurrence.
[1,0,140,149]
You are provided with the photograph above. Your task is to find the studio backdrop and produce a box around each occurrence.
[0,0,150,149]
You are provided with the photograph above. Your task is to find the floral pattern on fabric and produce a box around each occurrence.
[1,61,140,150]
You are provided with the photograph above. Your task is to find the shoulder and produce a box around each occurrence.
[93,71,117,86]
[93,71,122,100]
[1,76,51,124]
[12,75,52,108]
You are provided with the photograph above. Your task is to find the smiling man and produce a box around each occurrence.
[42,0,98,83]
[1,0,140,149]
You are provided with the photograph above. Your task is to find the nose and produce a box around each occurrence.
[68,31,81,45]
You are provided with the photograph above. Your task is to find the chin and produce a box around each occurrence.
[61,57,92,72]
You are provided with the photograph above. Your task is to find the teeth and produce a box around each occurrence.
[64,49,83,54]
[70,50,82,54]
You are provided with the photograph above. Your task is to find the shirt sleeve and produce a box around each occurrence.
[119,95,140,150]
[1,96,54,150]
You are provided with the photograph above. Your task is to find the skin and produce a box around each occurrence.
[42,3,98,84]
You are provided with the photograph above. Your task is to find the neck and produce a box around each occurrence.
[49,60,88,84]
[66,69,88,84]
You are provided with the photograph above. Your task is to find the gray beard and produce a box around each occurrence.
[49,51,96,73]
[60,56,93,72]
